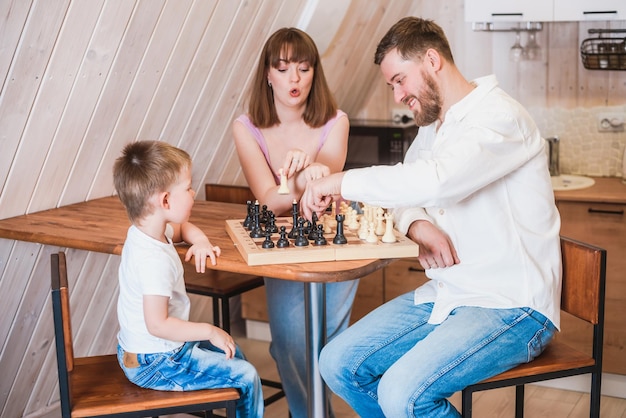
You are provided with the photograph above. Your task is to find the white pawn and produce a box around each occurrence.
[322,214,332,234]
[375,207,386,236]
[348,208,359,230]
[278,168,289,194]
[366,221,378,243]
[358,215,368,240]
[382,213,397,243]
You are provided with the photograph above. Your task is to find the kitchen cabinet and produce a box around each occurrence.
[464,0,554,22]
[465,0,625,22]
[555,178,626,375]
[553,0,626,21]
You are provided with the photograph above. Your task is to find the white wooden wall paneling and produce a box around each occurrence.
[0,0,32,94]
[7,0,106,215]
[0,242,41,354]
[0,0,71,219]
[88,0,194,198]
[60,0,165,205]
[135,0,219,143]
[28,0,135,213]
[156,1,245,190]
[547,22,580,108]
[0,243,55,417]
[70,252,118,356]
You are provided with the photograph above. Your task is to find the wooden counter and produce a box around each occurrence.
[554,176,626,204]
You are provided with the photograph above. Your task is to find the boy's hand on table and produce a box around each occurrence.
[185,241,221,273]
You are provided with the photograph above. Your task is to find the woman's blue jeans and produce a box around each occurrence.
[319,292,556,418]
[264,277,359,418]
[117,341,263,418]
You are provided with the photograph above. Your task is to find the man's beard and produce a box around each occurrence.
[408,71,441,127]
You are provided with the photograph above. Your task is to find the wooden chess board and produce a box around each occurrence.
[225,217,419,266]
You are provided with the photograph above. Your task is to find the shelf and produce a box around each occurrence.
[580,29,626,71]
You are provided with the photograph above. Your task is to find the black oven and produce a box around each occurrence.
[345,119,418,169]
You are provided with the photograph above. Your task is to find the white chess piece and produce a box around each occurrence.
[366,221,378,243]
[322,214,332,234]
[358,215,368,239]
[382,213,397,243]
[348,208,359,230]
[375,207,385,236]
[278,168,289,194]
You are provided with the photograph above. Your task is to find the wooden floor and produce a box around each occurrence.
[170,331,626,418]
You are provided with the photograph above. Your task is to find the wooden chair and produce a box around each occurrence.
[51,252,240,418]
[461,236,607,418]
[184,184,286,408]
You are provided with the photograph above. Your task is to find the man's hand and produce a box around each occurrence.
[407,220,460,270]
[300,172,345,220]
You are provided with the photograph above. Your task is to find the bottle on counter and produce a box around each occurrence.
[622,145,626,184]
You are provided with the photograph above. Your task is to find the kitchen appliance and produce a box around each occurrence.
[345,119,418,169]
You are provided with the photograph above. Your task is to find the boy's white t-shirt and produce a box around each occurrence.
[117,224,190,353]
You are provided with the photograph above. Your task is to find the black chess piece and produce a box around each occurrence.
[308,212,319,240]
[266,211,278,233]
[276,226,290,248]
[294,218,309,247]
[261,230,274,248]
[333,214,348,245]
[313,224,327,246]
[288,200,298,239]
[243,200,253,229]
[249,202,264,238]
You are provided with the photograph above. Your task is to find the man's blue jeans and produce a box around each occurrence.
[264,277,359,418]
[117,341,263,418]
[319,292,556,418]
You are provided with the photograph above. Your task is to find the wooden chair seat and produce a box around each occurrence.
[461,236,606,418]
[70,355,240,417]
[51,252,241,418]
[478,341,595,385]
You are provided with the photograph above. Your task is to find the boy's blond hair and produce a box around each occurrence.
[113,140,191,223]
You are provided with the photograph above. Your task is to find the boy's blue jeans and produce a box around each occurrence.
[117,341,263,418]
[319,292,556,418]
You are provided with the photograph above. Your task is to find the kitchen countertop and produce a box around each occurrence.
[554,176,626,204]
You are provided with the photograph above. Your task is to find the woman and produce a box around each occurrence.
[233,27,357,418]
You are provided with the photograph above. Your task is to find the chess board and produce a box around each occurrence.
[225,217,419,266]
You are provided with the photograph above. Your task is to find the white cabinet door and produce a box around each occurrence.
[465,0,554,22]
[554,0,626,21]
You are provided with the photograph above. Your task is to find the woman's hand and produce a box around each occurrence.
[283,149,311,178]
[294,162,331,191]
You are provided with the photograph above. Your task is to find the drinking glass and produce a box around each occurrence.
[510,32,524,62]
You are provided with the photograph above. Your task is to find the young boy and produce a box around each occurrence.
[113,140,263,418]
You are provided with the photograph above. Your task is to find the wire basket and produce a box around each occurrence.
[580,35,626,71]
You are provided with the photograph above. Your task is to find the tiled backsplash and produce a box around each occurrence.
[529,105,626,178]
